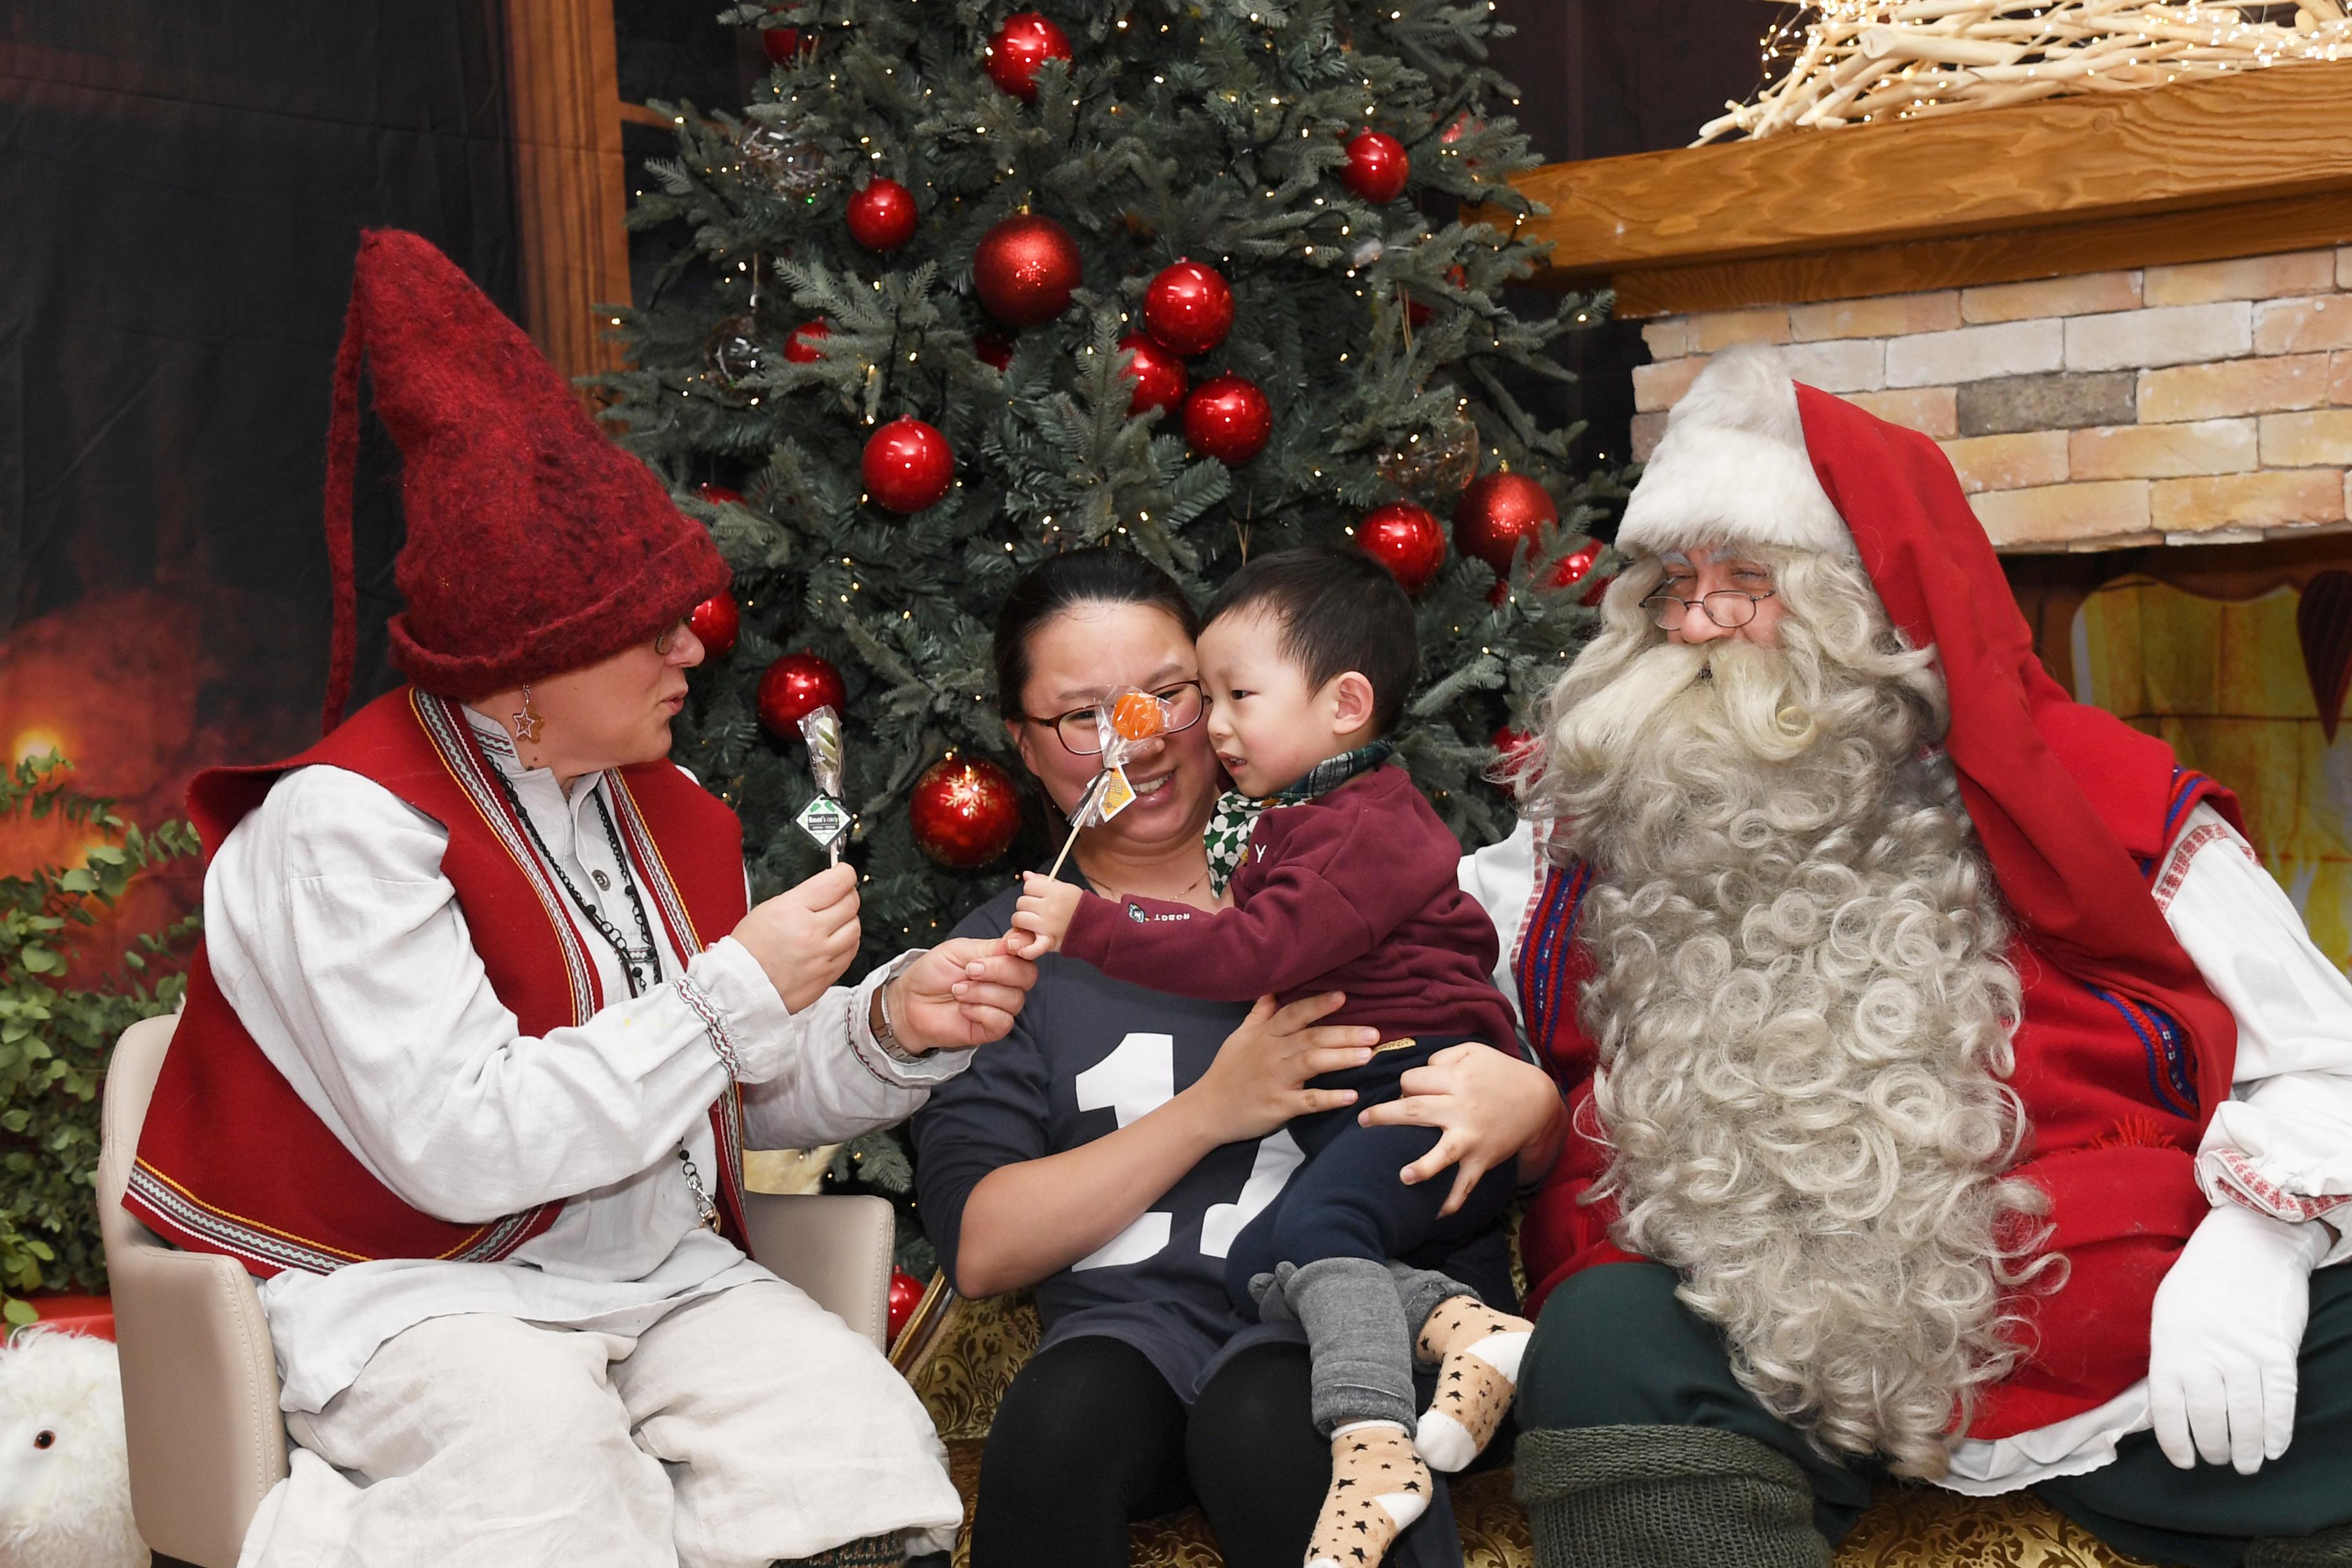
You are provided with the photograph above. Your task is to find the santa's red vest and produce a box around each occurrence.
[126,687,752,1277]
[1513,768,2239,1441]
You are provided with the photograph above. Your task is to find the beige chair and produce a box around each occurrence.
[97,1011,897,1568]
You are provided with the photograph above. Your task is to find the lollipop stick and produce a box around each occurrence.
[1046,770,1113,880]
[1046,820,1083,880]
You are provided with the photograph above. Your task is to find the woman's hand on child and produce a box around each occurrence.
[886,936,1039,1052]
[1184,992,1380,1144]
[1010,872,1082,958]
[731,863,861,1013]
[1357,1044,1569,1217]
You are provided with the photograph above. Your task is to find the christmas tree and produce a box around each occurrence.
[599,0,1617,1271]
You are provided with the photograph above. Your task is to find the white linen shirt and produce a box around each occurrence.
[1460,803,2352,1492]
[207,707,970,1413]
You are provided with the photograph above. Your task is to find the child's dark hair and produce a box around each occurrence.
[993,547,1200,720]
[1203,547,1418,735]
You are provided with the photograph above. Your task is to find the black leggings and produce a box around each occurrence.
[968,1334,1328,1568]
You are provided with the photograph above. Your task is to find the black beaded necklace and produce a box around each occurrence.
[487,762,721,1231]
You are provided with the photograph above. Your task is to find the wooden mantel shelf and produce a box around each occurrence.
[1508,64,2352,317]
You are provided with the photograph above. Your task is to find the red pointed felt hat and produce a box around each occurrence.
[318,228,727,729]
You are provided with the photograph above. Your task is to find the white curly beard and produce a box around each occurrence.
[1526,550,2053,1478]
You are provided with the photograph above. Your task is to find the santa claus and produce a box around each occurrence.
[1469,348,2352,1567]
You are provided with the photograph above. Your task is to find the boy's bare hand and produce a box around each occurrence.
[1008,871,1083,959]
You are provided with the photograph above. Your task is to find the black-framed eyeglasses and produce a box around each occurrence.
[1641,590,1777,631]
[1022,680,1206,756]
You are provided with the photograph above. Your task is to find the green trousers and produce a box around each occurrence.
[1517,1262,2352,1568]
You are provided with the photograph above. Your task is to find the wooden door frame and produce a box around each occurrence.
[502,0,631,384]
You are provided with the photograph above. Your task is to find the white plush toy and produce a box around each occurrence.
[0,1330,148,1568]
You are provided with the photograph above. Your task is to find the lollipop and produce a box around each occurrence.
[1044,687,1173,878]
[794,705,849,864]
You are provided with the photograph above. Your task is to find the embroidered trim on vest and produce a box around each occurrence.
[415,691,600,1023]
[2086,983,2197,1119]
[1514,860,1595,1061]
[611,774,703,958]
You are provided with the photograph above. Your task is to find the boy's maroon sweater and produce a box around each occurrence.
[1061,765,1519,1047]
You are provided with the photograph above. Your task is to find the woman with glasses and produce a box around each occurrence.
[912,549,1563,1568]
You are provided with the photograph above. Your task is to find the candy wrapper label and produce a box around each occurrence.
[797,705,847,862]
[1093,765,1137,821]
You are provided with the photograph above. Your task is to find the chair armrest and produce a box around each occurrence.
[740,1193,894,1351]
[105,1224,289,1568]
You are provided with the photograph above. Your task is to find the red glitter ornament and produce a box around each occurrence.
[983,11,1073,102]
[909,755,1021,870]
[687,592,740,660]
[973,213,1084,328]
[888,1268,925,1343]
[846,179,918,251]
[756,652,847,737]
[1182,374,1271,467]
[783,320,830,364]
[862,416,955,513]
[974,333,1015,371]
[1142,260,1235,357]
[1117,333,1188,417]
[1357,503,1447,595]
[1341,130,1410,204]
[1453,471,1560,577]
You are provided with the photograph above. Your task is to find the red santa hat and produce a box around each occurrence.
[318,229,729,729]
[1618,345,2240,1117]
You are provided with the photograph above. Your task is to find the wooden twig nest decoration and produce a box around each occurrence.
[1699,1,2352,143]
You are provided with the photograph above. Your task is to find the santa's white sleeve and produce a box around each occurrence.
[2154,801,2352,1266]
[737,952,975,1150]
[1458,817,1541,1024]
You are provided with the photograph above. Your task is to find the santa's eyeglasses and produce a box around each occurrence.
[1640,589,1777,631]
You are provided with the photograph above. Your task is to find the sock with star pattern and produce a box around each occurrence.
[1305,1420,1429,1568]
[1411,1294,1533,1473]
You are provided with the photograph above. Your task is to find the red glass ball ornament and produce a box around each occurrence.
[687,592,740,660]
[696,483,744,505]
[887,1268,925,1343]
[783,319,830,364]
[909,755,1021,870]
[1142,260,1235,358]
[761,24,810,64]
[1182,375,1271,467]
[984,11,1073,102]
[846,178,918,251]
[973,213,1084,328]
[756,653,847,737]
[1453,471,1560,577]
[1357,503,1447,595]
[1342,130,1411,204]
[862,416,955,513]
[1547,538,1603,593]
[974,333,1015,371]
[1117,332,1188,417]
[1491,725,1538,795]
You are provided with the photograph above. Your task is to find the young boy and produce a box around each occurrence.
[1013,547,1533,1568]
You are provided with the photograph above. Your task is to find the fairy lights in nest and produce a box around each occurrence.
[1699,1,2352,143]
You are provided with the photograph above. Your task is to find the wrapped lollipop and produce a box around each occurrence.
[794,705,850,865]
[1045,687,1172,878]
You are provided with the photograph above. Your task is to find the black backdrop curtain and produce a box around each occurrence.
[0,2,516,866]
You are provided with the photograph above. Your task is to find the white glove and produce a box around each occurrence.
[2146,1202,2328,1473]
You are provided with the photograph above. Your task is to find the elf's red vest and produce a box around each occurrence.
[125,688,752,1277]
[1513,769,2239,1440]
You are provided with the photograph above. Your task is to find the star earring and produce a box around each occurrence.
[511,685,545,745]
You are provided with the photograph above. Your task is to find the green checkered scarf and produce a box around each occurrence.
[1203,740,1396,896]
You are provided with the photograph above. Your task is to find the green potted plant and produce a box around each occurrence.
[0,752,199,1328]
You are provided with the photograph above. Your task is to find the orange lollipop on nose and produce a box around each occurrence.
[1110,690,1166,742]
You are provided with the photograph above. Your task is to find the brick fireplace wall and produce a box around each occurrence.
[1630,246,2352,549]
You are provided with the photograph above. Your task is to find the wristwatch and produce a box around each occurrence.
[868,970,923,1064]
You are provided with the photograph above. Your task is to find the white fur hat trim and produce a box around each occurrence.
[1616,344,1855,559]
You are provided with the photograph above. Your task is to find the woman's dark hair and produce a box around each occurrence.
[992,547,1200,720]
